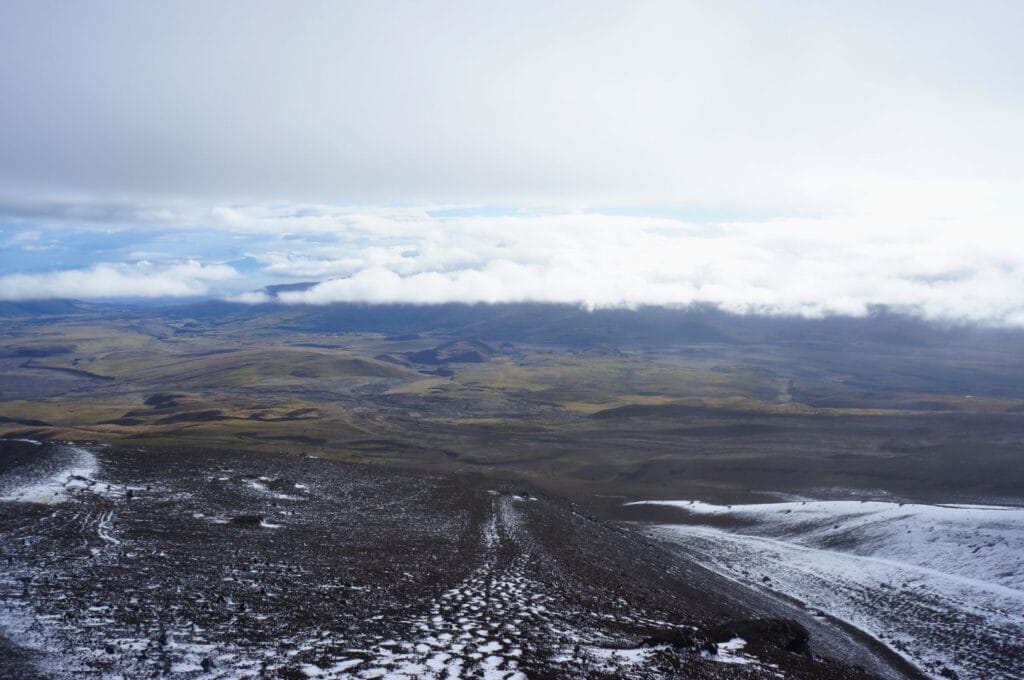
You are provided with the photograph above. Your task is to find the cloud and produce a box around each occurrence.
[0,2,1021,213]
[210,205,1023,326]
[1,202,1023,326]
[0,260,238,301]
[225,290,271,305]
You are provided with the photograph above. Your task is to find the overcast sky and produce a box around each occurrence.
[1,1,1022,323]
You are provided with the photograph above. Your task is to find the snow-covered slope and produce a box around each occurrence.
[633,498,1024,680]
[632,499,1024,590]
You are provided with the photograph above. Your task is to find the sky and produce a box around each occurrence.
[1,1,1022,323]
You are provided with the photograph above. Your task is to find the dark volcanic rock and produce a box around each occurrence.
[262,478,298,493]
[0,443,901,679]
[711,618,812,656]
[641,627,713,653]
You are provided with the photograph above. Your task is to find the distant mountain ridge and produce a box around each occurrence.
[4,297,1022,352]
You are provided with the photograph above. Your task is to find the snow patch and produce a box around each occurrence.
[247,479,304,501]
[0,446,117,504]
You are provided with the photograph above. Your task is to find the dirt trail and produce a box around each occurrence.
[349,497,545,678]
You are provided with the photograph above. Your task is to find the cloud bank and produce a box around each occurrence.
[1,204,1023,326]
[254,209,1024,325]
[0,260,238,301]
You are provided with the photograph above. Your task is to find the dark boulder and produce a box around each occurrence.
[640,628,714,654]
[710,618,811,656]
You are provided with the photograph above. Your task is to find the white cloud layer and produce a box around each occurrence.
[0,260,238,301]
[2,203,1024,326]
[206,205,1024,326]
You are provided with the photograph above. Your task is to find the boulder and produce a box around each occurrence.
[710,618,811,656]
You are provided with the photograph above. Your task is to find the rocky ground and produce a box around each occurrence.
[1,440,918,679]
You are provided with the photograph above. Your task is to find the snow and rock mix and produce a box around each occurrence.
[0,444,119,504]
[633,498,1024,680]
[0,441,904,679]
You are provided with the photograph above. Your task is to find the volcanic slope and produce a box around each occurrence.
[1,440,907,679]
